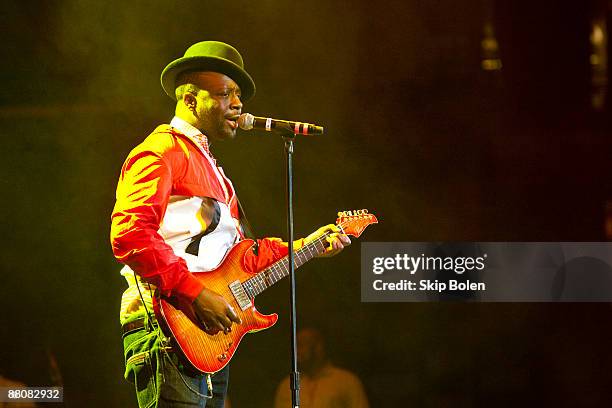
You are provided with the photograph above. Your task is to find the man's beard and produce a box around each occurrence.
[201,114,235,140]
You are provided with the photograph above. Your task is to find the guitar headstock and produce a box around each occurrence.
[335,209,378,238]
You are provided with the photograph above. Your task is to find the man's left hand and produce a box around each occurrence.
[303,224,351,257]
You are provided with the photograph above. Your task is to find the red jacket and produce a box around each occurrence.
[110,124,290,303]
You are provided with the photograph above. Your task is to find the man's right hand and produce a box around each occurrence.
[192,287,242,334]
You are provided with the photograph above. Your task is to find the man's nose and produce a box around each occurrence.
[230,94,242,111]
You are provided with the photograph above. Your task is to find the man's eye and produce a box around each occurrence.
[218,91,240,99]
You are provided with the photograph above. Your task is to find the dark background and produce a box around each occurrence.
[1,0,612,406]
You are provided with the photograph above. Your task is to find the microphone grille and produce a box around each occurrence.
[238,113,254,130]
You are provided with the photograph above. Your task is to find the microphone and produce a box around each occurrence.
[238,113,324,135]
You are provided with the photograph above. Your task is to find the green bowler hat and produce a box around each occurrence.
[160,41,256,101]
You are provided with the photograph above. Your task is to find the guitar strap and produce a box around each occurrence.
[238,198,259,256]
[237,198,256,239]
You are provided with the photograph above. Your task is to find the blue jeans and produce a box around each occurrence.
[122,312,229,408]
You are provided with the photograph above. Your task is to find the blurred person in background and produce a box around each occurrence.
[274,328,369,408]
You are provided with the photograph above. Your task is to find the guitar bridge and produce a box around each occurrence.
[229,280,253,311]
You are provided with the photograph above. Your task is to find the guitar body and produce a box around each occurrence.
[153,239,278,374]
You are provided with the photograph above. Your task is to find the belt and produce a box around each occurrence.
[121,318,177,356]
[121,317,156,337]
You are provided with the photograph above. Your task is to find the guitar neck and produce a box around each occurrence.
[241,232,332,298]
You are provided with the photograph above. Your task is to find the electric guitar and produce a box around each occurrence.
[153,209,378,374]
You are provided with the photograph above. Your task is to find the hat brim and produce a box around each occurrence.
[161,56,256,101]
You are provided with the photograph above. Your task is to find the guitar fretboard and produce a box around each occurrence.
[241,233,332,298]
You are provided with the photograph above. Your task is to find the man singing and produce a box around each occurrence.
[110,41,350,407]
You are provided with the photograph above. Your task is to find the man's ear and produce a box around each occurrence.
[183,92,197,111]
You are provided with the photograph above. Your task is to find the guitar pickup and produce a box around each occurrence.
[229,280,253,311]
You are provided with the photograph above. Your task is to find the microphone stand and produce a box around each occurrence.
[283,131,300,408]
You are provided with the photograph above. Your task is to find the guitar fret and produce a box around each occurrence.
[315,238,326,253]
[272,264,282,282]
[301,248,311,262]
[306,243,314,258]
[295,251,303,267]
[249,281,256,297]
[254,276,263,295]
[247,280,254,296]
[268,270,275,284]
[271,263,280,279]
[263,269,274,287]
[242,281,249,297]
